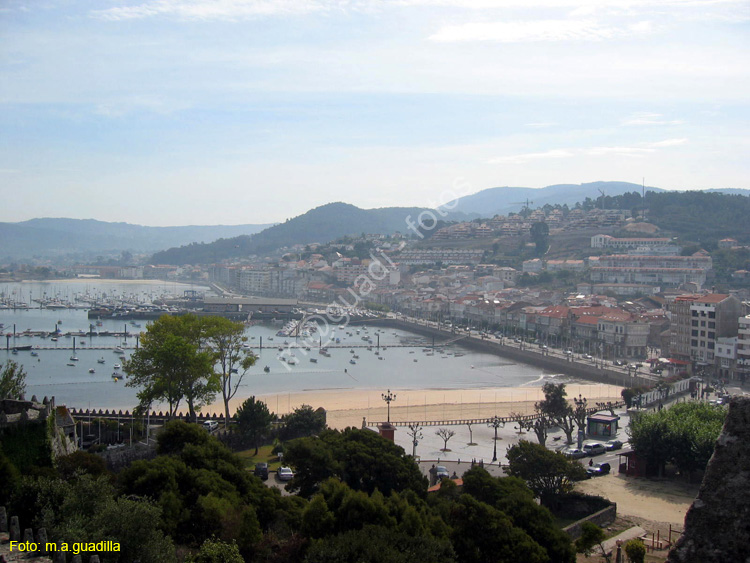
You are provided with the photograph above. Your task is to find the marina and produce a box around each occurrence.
[1,280,569,414]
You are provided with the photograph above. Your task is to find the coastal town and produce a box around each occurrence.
[3,0,749,560]
[9,203,747,387]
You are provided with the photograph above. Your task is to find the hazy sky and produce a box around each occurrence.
[1,0,748,226]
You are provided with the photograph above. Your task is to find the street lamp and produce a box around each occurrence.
[488,416,504,463]
[382,389,397,423]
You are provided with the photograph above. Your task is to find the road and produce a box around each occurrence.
[392,314,660,382]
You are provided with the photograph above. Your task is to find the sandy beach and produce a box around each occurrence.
[244,383,624,429]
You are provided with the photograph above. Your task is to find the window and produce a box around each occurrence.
[709,311,716,319]
[701,321,706,327]
[691,339,698,347]
[692,330,698,337]
[692,310,698,317]
[709,322,715,329]
[708,332,715,340]
[708,342,715,350]
[701,331,705,337]
[692,320,698,327]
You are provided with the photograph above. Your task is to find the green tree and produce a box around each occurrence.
[461,467,576,563]
[0,444,20,505]
[284,439,341,498]
[627,402,725,478]
[530,222,550,255]
[235,396,275,455]
[280,404,326,440]
[0,359,26,399]
[56,451,109,480]
[506,440,586,507]
[448,495,547,563]
[575,522,609,561]
[187,538,243,563]
[284,428,427,497]
[304,524,455,563]
[202,317,257,427]
[125,315,218,419]
[537,382,576,444]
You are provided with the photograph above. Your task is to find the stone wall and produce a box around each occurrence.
[95,442,157,473]
[562,504,618,540]
[0,506,102,563]
[666,397,750,563]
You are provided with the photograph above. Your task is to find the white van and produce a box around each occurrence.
[203,420,219,433]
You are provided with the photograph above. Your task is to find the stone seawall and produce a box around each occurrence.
[377,319,651,389]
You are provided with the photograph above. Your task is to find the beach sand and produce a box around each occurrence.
[245,383,624,429]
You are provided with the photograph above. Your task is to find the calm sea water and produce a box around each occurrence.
[1,281,555,411]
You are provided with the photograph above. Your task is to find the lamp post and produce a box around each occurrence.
[382,389,397,424]
[488,416,504,463]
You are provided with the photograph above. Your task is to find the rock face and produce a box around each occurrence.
[667,397,750,563]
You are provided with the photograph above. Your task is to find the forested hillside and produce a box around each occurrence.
[150,202,427,264]
[586,190,750,246]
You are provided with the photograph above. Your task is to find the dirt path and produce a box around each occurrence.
[575,472,698,526]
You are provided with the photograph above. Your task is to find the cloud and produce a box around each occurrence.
[489,138,688,163]
[525,122,557,129]
[91,0,333,21]
[488,149,574,164]
[622,112,685,126]
[429,19,625,42]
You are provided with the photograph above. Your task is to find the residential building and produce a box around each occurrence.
[737,315,750,382]
[591,234,672,249]
[668,293,742,368]
[715,337,738,381]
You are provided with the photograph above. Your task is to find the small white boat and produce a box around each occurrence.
[349,359,356,365]
[88,368,95,374]
[97,358,106,364]
[113,363,121,370]
[69,356,79,361]
[30,351,38,357]
[310,358,318,363]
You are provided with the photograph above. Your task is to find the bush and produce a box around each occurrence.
[624,538,646,563]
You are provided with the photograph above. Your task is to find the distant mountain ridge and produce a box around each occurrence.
[443,181,750,218]
[443,181,665,217]
[150,202,428,264]
[0,218,274,260]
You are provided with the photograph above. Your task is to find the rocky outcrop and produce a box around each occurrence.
[667,397,750,563]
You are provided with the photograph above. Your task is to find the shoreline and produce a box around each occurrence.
[221,383,623,429]
[3,278,211,287]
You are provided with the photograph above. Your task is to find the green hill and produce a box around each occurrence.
[150,202,427,264]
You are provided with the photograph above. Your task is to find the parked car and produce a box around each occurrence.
[582,354,593,360]
[435,465,450,480]
[586,462,611,477]
[613,359,626,366]
[605,440,623,451]
[564,349,574,355]
[203,420,219,433]
[277,467,294,481]
[563,447,586,459]
[583,442,606,456]
[254,462,269,480]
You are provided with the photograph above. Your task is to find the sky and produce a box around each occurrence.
[1,0,749,226]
